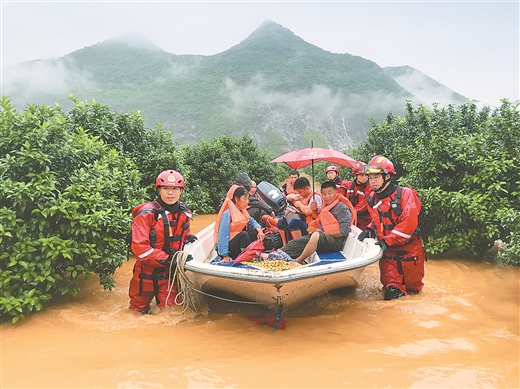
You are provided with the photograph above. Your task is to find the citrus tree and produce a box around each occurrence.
[0,97,145,322]
[66,96,181,198]
[179,134,278,211]
[353,100,520,264]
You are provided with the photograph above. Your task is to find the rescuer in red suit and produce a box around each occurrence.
[338,161,373,231]
[358,156,425,300]
[129,170,196,314]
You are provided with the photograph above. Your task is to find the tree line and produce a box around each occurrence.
[1,96,518,323]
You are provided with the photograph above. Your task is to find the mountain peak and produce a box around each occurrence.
[228,19,320,55]
[103,32,163,51]
[248,20,300,41]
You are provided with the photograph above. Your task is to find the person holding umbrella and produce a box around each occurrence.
[264,177,322,240]
[279,181,353,263]
[270,146,358,196]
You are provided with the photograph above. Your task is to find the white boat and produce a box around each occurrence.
[183,222,383,312]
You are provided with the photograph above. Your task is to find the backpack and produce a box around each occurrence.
[263,231,284,251]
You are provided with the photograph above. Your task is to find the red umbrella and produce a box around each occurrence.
[270,147,358,170]
[271,147,358,193]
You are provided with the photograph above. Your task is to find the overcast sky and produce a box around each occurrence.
[1,0,518,106]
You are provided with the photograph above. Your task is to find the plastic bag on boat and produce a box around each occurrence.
[233,239,265,264]
[267,250,294,262]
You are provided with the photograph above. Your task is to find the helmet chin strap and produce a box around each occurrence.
[374,175,391,194]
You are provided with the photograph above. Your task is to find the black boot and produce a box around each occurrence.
[384,286,405,300]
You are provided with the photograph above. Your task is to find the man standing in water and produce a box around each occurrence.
[128,170,196,314]
[358,156,425,300]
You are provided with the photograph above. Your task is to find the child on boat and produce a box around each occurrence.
[263,177,323,240]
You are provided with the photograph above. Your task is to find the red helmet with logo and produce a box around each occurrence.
[325,166,340,174]
[155,170,185,189]
[351,161,366,175]
[364,156,396,175]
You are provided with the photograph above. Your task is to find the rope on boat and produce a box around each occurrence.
[191,289,268,305]
[164,251,285,330]
[273,296,283,332]
[166,251,202,315]
[166,251,269,314]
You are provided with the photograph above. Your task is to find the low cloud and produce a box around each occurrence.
[388,68,467,106]
[222,75,411,150]
[167,57,202,79]
[2,57,95,107]
[224,75,344,116]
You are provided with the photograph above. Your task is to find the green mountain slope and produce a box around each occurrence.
[3,21,466,155]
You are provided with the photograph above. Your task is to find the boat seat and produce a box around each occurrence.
[308,251,346,266]
[316,251,346,261]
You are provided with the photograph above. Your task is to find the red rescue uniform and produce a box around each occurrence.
[366,186,425,295]
[339,179,372,230]
[129,200,191,312]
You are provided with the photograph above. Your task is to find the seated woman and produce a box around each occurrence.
[214,186,265,263]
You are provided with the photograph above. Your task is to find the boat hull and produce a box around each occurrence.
[191,267,365,310]
[183,222,382,311]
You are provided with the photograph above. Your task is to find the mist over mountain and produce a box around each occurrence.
[384,66,467,105]
[2,20,468,154]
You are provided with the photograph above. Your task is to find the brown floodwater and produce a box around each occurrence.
[1,214,519,388]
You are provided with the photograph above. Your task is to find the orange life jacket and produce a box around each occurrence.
[299,191,323,224]
[285,180,298,195]
[226,184,242,200]
[214,197,250,244]
[308,194,357,234]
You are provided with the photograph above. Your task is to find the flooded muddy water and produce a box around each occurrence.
[2,214,519,388]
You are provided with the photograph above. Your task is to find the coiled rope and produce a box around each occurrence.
[166,251,202,315]
[165,251,273,314]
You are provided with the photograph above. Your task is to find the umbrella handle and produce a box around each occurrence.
[310,140,314,196]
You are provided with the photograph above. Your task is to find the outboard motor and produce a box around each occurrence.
[256,181,287,214]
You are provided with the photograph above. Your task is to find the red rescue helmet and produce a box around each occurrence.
[364,156,396,175]
[325,166,340,174]
[351,161,366,175]
[155,170,185,189]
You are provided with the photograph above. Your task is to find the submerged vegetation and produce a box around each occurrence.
[1,96,518,323]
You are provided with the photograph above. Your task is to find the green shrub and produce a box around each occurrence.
[66,96,180,198]
[353,100,520,264]
[0,97,143,322]
[180,134,278,211]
